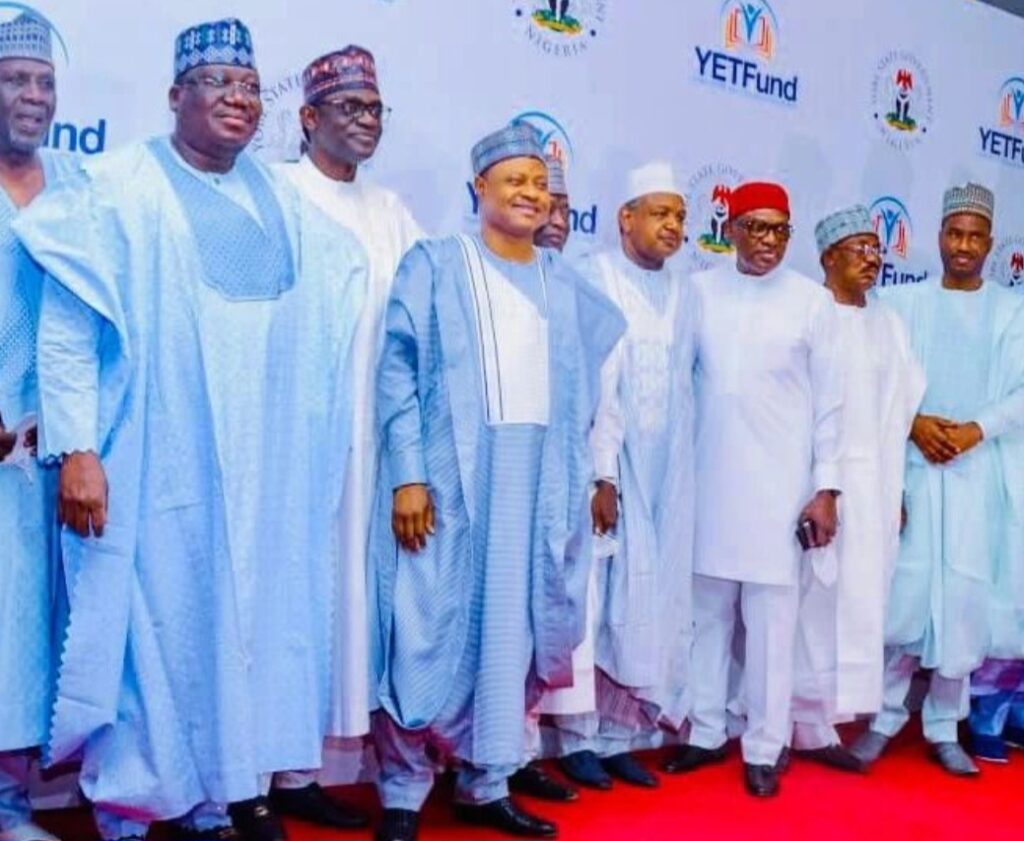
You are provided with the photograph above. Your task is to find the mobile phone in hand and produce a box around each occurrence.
[796,518,817,551]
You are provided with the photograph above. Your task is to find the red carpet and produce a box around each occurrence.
[37,719,1019,841]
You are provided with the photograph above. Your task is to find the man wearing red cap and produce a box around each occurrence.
[662,182,843,798]
[271,46,423,832]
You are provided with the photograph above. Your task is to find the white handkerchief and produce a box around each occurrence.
[593,532,619,561]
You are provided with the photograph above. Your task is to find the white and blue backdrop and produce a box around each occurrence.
[18,0,1024,803]
[32,0,1024,288]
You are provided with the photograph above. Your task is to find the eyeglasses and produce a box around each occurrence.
[181,74,261,100]
[837,242,883,258]
[318,98,391,122]
[737,219,793,241]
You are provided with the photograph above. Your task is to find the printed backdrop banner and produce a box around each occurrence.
[17,0,1024,801]
[30,0,1024,287]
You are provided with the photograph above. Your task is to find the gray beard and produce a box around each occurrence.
[4,125,46,155]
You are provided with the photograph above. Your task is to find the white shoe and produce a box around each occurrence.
[0,821,60,841]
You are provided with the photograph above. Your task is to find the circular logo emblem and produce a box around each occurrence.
[871,51,933,151]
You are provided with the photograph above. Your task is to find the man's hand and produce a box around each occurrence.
[0,426,14,461]
[591,480,619,535]
[392,483,435,553]
[59,451,108,537]
[799,490,839,549]
[910,414,960,464]
[23,425,37,457]
[945,422,984,458]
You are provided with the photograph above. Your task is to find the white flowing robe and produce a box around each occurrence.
[693,264,843,587]
[276,157,423,738]
[582,250,696,727]
[793,296,924,726]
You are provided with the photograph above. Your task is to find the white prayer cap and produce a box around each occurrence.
[622,161,682,208]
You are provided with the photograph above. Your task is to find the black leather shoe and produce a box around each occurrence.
[775,747,791,773]
[743,763,780,798]
[375,808,419,841]
[510,764,579,801]
[227,796,286,841]
[795,745,866,774]
[662,744,727,774]
[601,753,658,788]
[558,750,613,790]
[270,782,369,828]
[453,797,557,838]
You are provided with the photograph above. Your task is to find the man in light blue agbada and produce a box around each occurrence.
[0,10,76,841]
[370,123,624,841]
[12,18,367,841]
[851,183,1024,777]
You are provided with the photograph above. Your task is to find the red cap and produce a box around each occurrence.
[728,181,790,221]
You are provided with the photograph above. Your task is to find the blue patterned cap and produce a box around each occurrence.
[471,122,545,176]
[174,18,255,80]
[814,204,875,255]
[942,182,994,223]
[0,11,52,65]
[545,155,568,196]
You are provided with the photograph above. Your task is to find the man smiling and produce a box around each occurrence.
[370,122,623,841]
[13,18,367,841]
[273,45,422,834]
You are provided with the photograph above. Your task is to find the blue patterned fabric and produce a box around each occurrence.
[470,123,544,176]
[0,149,76,755]
[814,204,873,255]
[0,10,52,64]
[882,280,1024,674]
[11,140,367,821]
[371,236,625,770]
[147,139,293,301]
[174,18,255,79]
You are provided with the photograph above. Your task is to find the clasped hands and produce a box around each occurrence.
[910,414,983,465]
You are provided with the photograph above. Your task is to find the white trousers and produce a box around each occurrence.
[870,649,968,744]
[689,574,799,765]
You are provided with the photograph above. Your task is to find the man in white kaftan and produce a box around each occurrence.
[270,45,423,831]
[663,181,843,799]
[12,20,367,841]
[554,162,694,792]
[852,183,1024,777]
[790,206,924,772]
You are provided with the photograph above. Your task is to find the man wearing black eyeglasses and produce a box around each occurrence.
[788,206,923,776]
[273,45,423,835]
[663,181,843,799]
[13,18,369,841]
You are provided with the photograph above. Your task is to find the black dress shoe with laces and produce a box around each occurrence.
[558,750,612,790]
[453,796,557,838]
[227,796,286,841]
[743,763,780,797]
[270,782,369,828]
[509,764,579,801]
[375,809,419,841]
[662,744,728,774]
[601,753,658,788]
